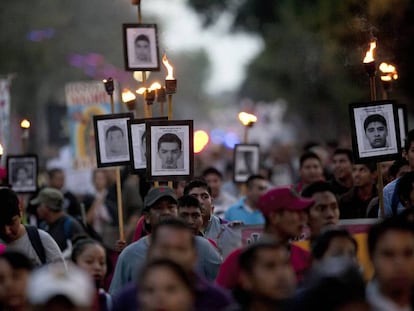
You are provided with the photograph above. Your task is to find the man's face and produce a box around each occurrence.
[365,121,387,148]
[246,179,269,207]
[36,203,48,220]
[372,230,414,295]
[135,40,150,62]
[49,171,64,189]
[204,174,221,198]
[158,142,181,169]
[187,187,213,227]
[352,164,375,188]
[149,226,197,270]
[240,247,296,301]
[404,141,414,170]
[178,206,203,235]
[107,130,125,155]
[146,198,178,227]
[0,215,22,242]
[332,154,353,181]
[300,158,324,185]
[273,209,307,240]
[308,191,339,237]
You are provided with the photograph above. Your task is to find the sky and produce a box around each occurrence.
[141,0,264,94]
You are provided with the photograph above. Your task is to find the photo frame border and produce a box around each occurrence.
[6,154,38,193]
[349,100,401,163]
[93,112,134,168]
[122,23,160,72]
[233,144,260,183]
[127,116,168,173]
[396,103,408,148]
[146,119,194,181]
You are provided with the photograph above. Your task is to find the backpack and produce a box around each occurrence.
[25,225,46,265]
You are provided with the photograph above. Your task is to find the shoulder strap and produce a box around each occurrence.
[25,225,46,264]
[63,217,72,240]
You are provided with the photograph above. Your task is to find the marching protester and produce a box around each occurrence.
[0,188,65,267]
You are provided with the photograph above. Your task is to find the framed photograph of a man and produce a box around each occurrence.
[6,155,38,193]
[93,113,134,167]
[123,23,160,71]
[349,100,401,163]
[127,117,168,172]
[146,120,193,181]
[233,144,260,183]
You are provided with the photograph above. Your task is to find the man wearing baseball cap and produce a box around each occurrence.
[109,186,222,294]
[31,187,85,257]
[216,186,315,289]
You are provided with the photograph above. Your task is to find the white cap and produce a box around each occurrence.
[27,262,94,307]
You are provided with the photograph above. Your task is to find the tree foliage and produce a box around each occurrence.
[188,0,414,140]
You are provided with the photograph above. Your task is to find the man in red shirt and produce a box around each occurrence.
[216,186,314,288]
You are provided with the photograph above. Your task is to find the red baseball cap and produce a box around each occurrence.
[257,186,315,217]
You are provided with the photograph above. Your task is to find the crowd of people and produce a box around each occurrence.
[2,130,414,310]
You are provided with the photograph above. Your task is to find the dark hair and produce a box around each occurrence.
[139,259,194,294]
[71,236,112,277]
[183,179,212,196]
[364,114,387,131]
[388,158,409,179]
[397,171,414,204]
[157,133,182,151]
[178,195,201,210]
[135,34,150,45]
[299,152,321,168]
[105,125,124,139]
[239,239,287,273]
[368,216,414,257]
[302,181,335,198]
[0,250,33,271]
[312,228,357,260]
[0,188,20,226]
[246,175,266,187]
[202,167,223,180]
[404,129,414,152]
[333,148,354,164]
[47,168,63,179]
[356,162,377,173]
[151,218,195,247]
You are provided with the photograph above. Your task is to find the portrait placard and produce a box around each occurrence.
[6,155,38,193]
[233,144,260,183]
[349,100,400,163]
[93,113,134,167]
[123,23,160,71]
[146,120,194,181]
[127,117,167,173]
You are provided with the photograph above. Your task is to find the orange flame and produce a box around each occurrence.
[122,89,136,102]
[20,119,30,129]
[136,87,147,95]
[162,54,175,80]
[0,144,3,155]
[363,41,376,63]
[149,82,162,91]
[379,62,398,81]
[238,112,257,126]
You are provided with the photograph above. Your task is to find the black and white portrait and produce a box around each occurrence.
[93,113,133,167]
[234,144,260,183]
[7,155,38,193]
[349,101,400,162]
[146,120,194,181]
[123,24,160,71]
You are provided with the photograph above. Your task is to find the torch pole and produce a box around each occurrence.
[366,63,384,218]
[107,80,125,241]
